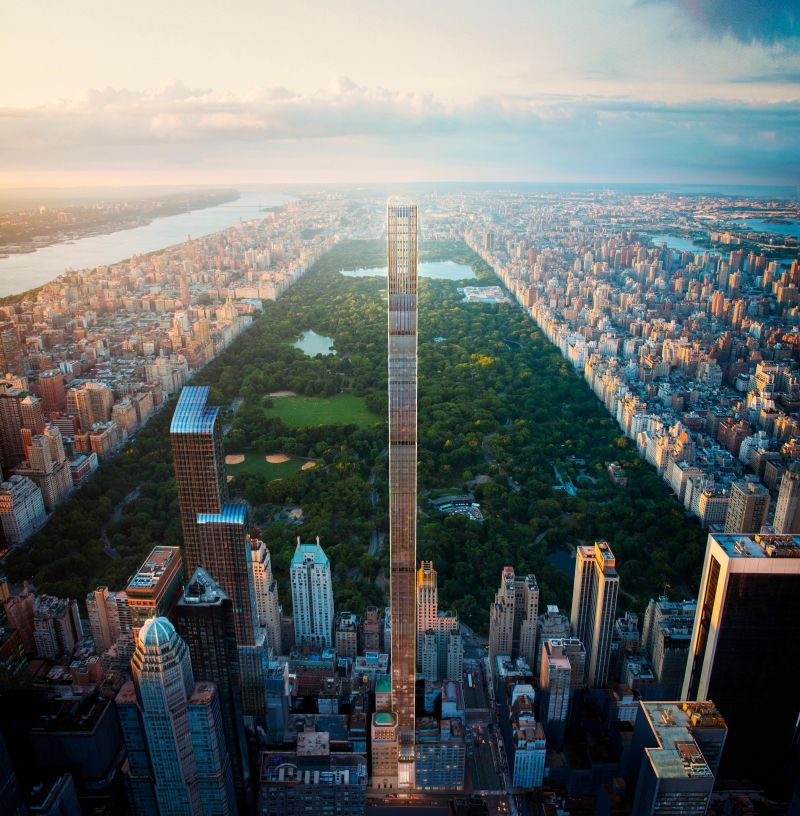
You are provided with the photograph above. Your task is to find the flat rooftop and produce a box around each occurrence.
[127,545,180,591]
[260,752,367,786]
[711,533,800,559]
[641,702,724,780]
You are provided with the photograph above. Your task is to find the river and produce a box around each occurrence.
[0,190,291,297]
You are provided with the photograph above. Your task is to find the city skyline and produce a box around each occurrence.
[2,1,798,186]
[0,172,798,809]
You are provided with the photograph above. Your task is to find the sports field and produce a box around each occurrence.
[267,394,379,428]
[225,452,314,480]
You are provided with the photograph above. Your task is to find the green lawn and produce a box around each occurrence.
[226,452,310,480]
[267,394,380,428]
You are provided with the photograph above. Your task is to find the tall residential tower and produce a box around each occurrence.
[571,541,619,687]
[170,386,256,645]
[387,202,418,787]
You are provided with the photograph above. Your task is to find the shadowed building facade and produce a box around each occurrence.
[682,533,800,796]
[387,202,418,788]
[171,386,267,725]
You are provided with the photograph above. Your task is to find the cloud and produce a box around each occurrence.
[0,79,798,184]
[638,0,800,46]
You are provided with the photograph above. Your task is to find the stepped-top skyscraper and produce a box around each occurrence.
[387,201,418,788]
[170,386,256,645]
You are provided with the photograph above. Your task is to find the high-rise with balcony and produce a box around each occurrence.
[571,541,619,687]
[250,537,283,655]
[387,201,418,787]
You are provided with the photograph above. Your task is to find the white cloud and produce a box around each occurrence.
[0,78,797,185]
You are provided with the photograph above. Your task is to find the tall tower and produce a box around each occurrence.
[417,561,438,652]
[570,541,619,687]
[120,617,236,816]
[682,533,800,794]
[250,537,283,654]
[289,537,334,648]
[489,567,516,662]
[772,467,800,533]
[174,567,250,808]
[723,477,770,533]
[387,201,418,787]
[170,386,256,645]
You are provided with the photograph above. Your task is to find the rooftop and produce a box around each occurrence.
[196,503,247,526]
[127,545,181,591]
[712,533,800,559]
[139,616,176,650]
[260,752,367,787]
[291,539,330,568]
[170,386,219,434]
[179,566,228,606]
[640,701,725,780]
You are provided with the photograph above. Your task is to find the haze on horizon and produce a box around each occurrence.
[1,0,798,188]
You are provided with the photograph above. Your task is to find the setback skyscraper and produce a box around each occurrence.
[387,201,418,787]
[119,617,236,816]
[170,386,257,645]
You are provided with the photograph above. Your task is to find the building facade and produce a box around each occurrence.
[682,533,800,794]
[570,541,619,687]
[290,539,334,648]
[387,201,418,787]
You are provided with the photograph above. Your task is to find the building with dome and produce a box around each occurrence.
[116,616,236,816]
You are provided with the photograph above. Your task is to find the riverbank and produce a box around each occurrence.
[0,189,291,297]
[0,189,238,256]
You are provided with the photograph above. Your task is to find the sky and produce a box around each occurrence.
[1,0,798,187]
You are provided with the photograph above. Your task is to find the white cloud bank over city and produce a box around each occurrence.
[1,0,798,185]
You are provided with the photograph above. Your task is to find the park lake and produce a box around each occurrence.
[293,330,335,356]
[340,260,476,280]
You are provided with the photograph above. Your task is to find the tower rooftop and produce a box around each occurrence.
[170,385,219,434]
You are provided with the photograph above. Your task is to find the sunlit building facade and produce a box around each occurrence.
[387,202,418,787]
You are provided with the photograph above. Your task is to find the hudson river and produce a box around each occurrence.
[0,190,290,297]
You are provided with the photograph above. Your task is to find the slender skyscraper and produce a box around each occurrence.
[174,567,250,808]
[570,541,619,687]
[388,201,418,787]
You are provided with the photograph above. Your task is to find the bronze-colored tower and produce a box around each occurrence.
[387,202,418,785]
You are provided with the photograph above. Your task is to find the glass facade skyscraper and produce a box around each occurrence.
[170,386,257,645]
[387,202,418,786]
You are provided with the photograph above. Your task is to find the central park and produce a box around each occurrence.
[5,239,707,629]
